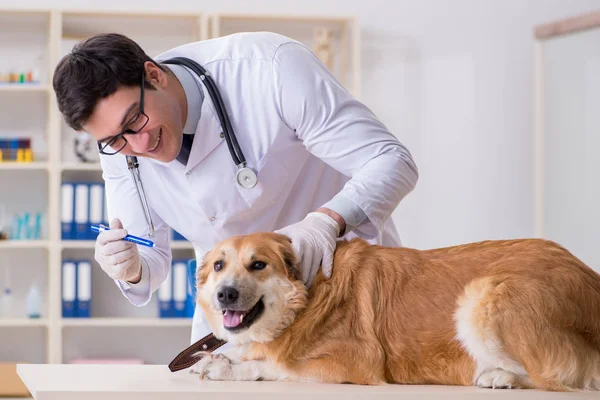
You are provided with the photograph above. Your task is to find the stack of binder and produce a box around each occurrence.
[62,180,190,242]
[61,259,92,318]
[157,259,196,318]
[61,181,108,240]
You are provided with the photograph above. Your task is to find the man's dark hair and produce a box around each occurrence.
[52,33,165,131]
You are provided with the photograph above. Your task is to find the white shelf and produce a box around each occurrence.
[171,241,194,249]
[61,318,192,327]
[60,240,95,249]
[0,318,49,327]
[0,162,49,171]
[0,84,50,92]
[61,162,102,171]
[0,240,50,249]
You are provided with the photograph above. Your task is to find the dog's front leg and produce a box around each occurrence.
[193,354,289,381]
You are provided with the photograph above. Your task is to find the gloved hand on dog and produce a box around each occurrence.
[275,211,341,287]
[94,218,142,283]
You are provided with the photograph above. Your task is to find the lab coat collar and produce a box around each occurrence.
[164,63,204,135]
[146,71,223,173]
[183,85,224,174]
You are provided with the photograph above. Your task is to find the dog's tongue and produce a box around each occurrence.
[223,310,245,328]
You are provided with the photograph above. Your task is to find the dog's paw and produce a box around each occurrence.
[476,369,522,389]
[190,353,234,381]
[187,352,212,375]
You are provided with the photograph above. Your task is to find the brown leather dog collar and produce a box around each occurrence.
[168,332,227,372]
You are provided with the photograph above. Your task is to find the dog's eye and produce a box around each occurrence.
[250,261,266,270]
[214,261,224,272]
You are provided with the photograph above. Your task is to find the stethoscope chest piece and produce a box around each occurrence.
[236,166,258,189]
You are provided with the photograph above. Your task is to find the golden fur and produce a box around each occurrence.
[194,233,600,391]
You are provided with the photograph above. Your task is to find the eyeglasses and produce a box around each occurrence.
[97,72,149,155]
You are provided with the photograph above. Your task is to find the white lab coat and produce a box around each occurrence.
[99,32,418,346]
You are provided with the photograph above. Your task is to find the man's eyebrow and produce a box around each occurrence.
[97,102,138,143]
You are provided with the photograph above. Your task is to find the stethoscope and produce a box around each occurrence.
[124,57,258,238]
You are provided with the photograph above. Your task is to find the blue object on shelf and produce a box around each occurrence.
[186,259,197,317]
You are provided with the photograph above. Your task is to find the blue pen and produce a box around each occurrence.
[90,224,155,247]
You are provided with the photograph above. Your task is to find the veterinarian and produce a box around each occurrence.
[52,32,419,345]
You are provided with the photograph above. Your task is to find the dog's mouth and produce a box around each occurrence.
[221,297,265,332]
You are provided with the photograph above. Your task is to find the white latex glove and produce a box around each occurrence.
[94,218,142,283]
[274,212,341,287]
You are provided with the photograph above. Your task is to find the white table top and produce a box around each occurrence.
[16,364,597,400]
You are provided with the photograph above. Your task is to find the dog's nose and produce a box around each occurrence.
[217,286,239,306]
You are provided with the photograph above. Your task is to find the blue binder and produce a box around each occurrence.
[172,229,187,241]
[186,259,197,317]
[76,260,92,318]
[158,268,173,318]
[73,183,89,240]
[157,259,196,318]
[88,183,105,240]
[172,260,188,317]
[61,182,75,240]
[61,260,77,318]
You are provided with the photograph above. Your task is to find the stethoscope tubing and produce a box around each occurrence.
[163,57,247,168]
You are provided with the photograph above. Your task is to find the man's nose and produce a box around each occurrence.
[125,131,151,153]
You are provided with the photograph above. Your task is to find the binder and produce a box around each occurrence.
[62,261,77,318]
[103,183,109,227]
[88,183,104,240]
[172,229,187,241]
[186,259,197,317]
[172,261,188,317]
[157,268,173,318]
[61,183,75,240]
[74,183,89,240]
[157,259,197,318]
[76,260,92,318]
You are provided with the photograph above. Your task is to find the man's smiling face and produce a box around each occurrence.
[83,62,185,163]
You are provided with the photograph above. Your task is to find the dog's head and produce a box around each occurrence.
[195,232,308,345]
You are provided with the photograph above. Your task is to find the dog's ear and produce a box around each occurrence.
[281,243,300,281]
[271,233,300,280]
[195,249,213,287]
[196,252,208,272]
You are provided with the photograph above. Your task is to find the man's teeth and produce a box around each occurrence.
[150,129,161,151]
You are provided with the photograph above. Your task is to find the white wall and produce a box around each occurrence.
[2,0,598,250]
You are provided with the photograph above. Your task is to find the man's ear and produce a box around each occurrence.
[144,60,168,89]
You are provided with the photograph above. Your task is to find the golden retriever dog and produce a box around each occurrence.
[189,232,600,391]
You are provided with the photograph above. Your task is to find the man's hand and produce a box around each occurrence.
[274,210,342,287]
[94,218,142,283]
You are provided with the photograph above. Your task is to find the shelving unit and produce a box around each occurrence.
[0,318,49,327]
[0,241,50,249]
[0,7,360,368]
[0,162,50,171]
[0,84,51,92]
[60,317,192,328]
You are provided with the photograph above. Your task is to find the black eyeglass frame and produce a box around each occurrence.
[96,72,149,155]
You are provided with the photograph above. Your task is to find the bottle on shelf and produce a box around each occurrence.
[26,282,41,319]
[0,260,13,318]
